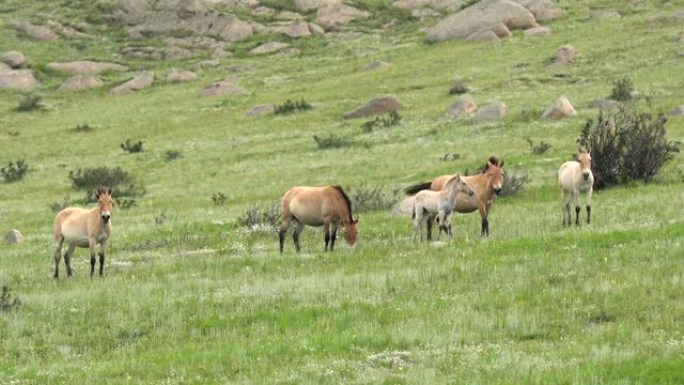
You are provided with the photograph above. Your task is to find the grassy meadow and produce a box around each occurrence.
[1,0,684,383]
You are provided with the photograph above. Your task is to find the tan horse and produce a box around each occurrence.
[279,185,358,253]
[406,156,505,237]
[413,174,473,242]
[53,187,113,278]
[559,149,593,226]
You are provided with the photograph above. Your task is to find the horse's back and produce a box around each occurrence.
[54,207,92,243]
[281,186,329,226]
[558,161,579,190]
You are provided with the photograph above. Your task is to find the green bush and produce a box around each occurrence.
[274,99,312,115]
[499,173,530,197]
[577,105,680,190]
[16,94,45,112]
[1,160,28,182]
[610,77,634,102]
[1,286,21,312]
[361,111,402,133]
[237,204,281,230]
[526,139,552,155]
[121,139,144,153]
[313,134,353,149]
[68,166,145,201]
[348,185,400,212]
[211,192,227,206]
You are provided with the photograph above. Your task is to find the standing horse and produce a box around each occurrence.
[412,174,473,242]
[405,156,505,237]
[53,187,113,278]
[279,185,358,253]
[558,149,593,226]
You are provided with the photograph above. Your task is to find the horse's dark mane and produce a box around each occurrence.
[331,185,354,223]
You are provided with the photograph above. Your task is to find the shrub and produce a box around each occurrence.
[313,134,353,149]
[211,192,226,206]
[526,139,552,155]
[237,204,280,230]
[439,153,462,162]
[610,77,634,102]
[274,99,312,115]
[1,286,21,312]
[499,173,530,197]
[75,123,99,132]
[121,139,144,153]
[348,185,401,212]
[577,105,680,190]
[165,150,183,161]
[49,195,70,213]
[16,94,45,112]
[361,111,402,133]
[68,166,145,201]
[1,160,28,182]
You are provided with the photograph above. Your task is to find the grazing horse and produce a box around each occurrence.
[412,174,473,242]
[405,156,505,237]
[279,185,358,253]
[53,187,113,278]
[559,149,594,226]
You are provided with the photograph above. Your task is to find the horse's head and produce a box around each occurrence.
[578,149,592,181]
[345,218,359,247]
[95,187,113,223]
[483,157,505,195]
[447,174,474,196]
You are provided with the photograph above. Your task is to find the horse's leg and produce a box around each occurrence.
[573,190,581,226]
[586,187,593,225]
[479,204,489,237]
[279,217,290,253]
[323,221,331,252]
[98,241,107,277]
[426,213,435,241]
[292,221,304,252]
[437,211,446,241]
[65,243,76,277]
[89,237,97,277]
[53,236,64,278]
[330,223,339,251]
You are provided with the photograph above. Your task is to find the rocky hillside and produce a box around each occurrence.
[1,0,564,93]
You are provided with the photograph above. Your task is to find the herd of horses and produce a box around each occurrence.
[51,150,594,278]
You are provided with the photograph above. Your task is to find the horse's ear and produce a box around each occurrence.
[353,217,359,224]
[500,159,504,167]
[95,188,101,199]
[107,187,112,195]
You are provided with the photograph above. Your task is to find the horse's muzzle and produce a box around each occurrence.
[583,172,590,180]
[102,214,111,223]
[493,187,502,195]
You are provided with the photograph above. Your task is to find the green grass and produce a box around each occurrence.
[1,0,684,383]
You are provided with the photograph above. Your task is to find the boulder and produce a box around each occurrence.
[9,20,58,41]
[0,62,11,74]
[588,99,622,111]
[552,45,580,65]
[670,105,684,116]
[45,20,88,38]
[246,104,275,116]
[426,0,538,43]
[110,71,155,94]
[342,95,403,119]
[393,0,465,12]
[674,9,684,20]
[250,42,291,55]
[473,101,507,123]
[4,229,23,244]
[125,10,253,42]
[1,51,26,69]
[167,68,198,83]
[47,61,128,75]
[294,0,341,11]
[542,96,577,119]
[316,4,369,30]
[446,95,477,117]
[200,79,248,96]
[58,75,104,92]
[524,26,552,37]
[509,0,561,21]
[0,70,40,90]
[391,196,415,216]
[592,10,621,19]
[363,60,391,71]
[272,21,312,38]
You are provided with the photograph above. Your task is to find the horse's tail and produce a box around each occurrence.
[405,181,432,196]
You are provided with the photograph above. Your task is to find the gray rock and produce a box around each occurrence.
[524,26,552,37]
[553,45,580,65]
[9,20,58,41]
[58,75,104,92]
[343,95,403,119]
[316,4,369,30]
[670,105,684,116]
[542,96,577,120]
[394,0,465,12]
[272,21,312,38]
[246,104,275,116]
[473,101,507,123]
[391,196,415,216]
[4,229,23,244]
[250,42,290,55]
[47,61,128,75]
[588,99,622,111]
[110,71,155,94]
[167,68,198,83]
[294,0,341,11]
[0,70,40,90]
[674,9,684,20]
[1,51,26,69]
[0,62,11,74]
[200,79,248,96]
[447,95,477,117]
[363,60,391,71]
[509,0,561,21]
[426,0,538,43]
